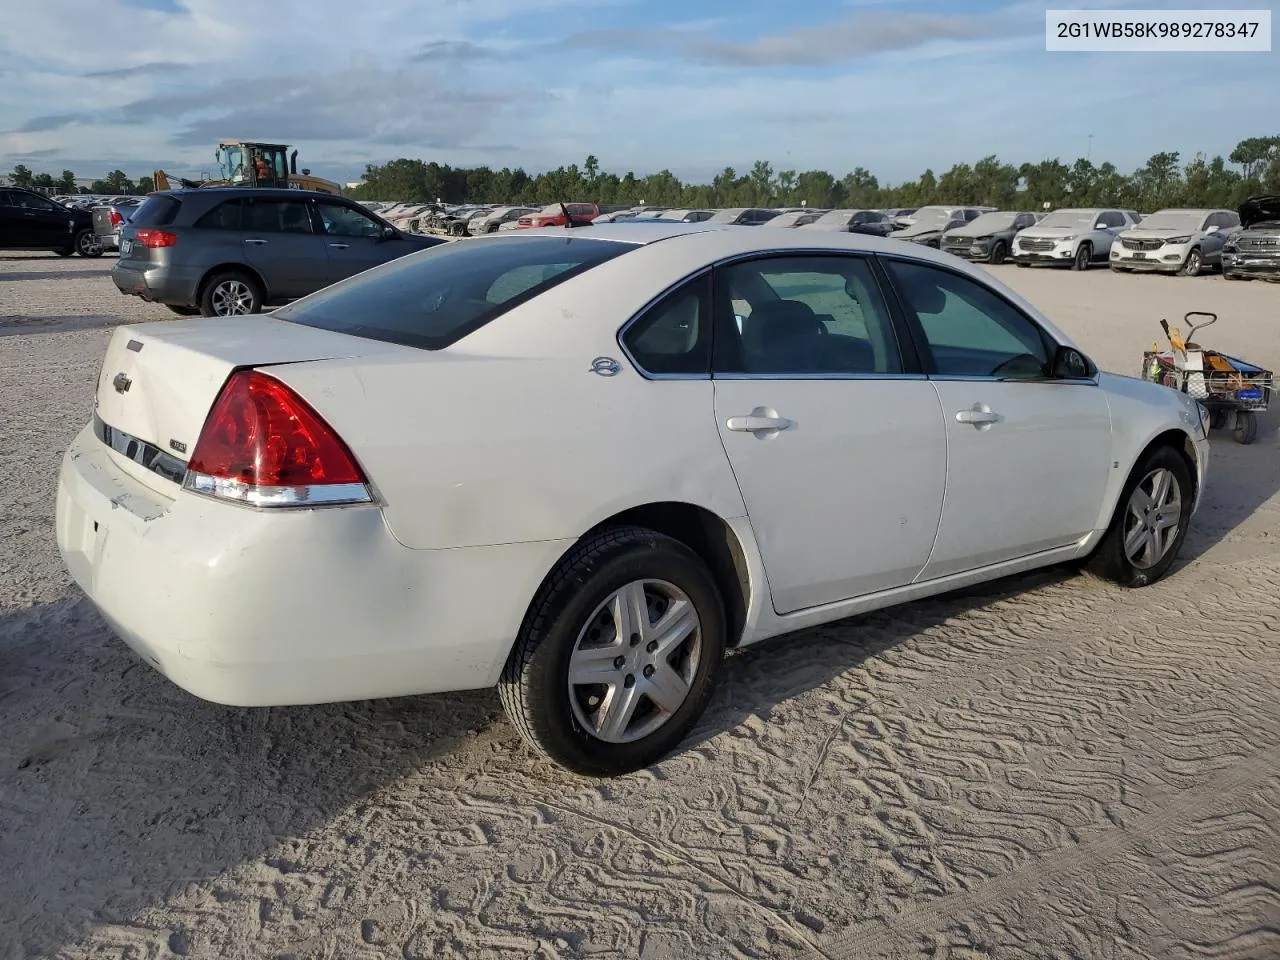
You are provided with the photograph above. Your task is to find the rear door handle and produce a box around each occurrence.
[327,242,349,249]
[726,407,795,435]
[244,238,268,245]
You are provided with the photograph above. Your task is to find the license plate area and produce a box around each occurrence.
[120,239,133,256]
[1132,251,1146,259]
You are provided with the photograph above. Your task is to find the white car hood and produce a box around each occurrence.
[1019,227,1090,240]
[1118,228,1197,240]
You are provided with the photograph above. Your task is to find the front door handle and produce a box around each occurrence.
[327,242,349,249]
[726,407,794,436]
[955,403,1002,427]
[244,238,268,245]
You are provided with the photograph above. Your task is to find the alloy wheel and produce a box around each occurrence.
[1123,467,1182,569]
[77,232,102,256]
[210,280,254,316]
[567,579,703,744]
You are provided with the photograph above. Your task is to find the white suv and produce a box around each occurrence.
[1110,208,1240,276]
[1012,208,1140,270]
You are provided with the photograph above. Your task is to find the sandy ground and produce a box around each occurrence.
[1,252,1278,960]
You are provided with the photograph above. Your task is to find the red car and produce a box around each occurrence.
[515,203,599,229]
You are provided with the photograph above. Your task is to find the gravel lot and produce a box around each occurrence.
[2,252,1278,960]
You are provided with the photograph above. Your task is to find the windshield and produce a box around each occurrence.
[1133,211,1205,232]
[965,212,1018,231]
[218,145,246,182]
[1037,210,1098,228]
[896,207,955,233]
[814,210,853,225]
[273,236,637,350]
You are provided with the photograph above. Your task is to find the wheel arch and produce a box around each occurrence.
[197,262,269,305]
[528,501,753,649]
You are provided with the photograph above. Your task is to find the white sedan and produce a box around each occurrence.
[56,223,1210,775]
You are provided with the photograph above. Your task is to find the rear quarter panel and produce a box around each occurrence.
[266,240,753,550]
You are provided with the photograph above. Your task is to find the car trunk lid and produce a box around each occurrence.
[91,315,411,498]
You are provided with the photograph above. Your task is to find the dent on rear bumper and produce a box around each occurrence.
[56,426,570,706]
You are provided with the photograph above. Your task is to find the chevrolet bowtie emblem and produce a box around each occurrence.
[112,372,132,394]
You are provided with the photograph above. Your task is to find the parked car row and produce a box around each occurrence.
[0,186,103,256]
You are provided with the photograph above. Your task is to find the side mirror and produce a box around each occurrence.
[380,224,397,240]
[1094,221,1108,230]
[1205,225,1219,234]
[1051,344,1095,379]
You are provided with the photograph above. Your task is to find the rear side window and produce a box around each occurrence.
[273,235,638,350]
[130,195,182,227]
[194,199,242,230]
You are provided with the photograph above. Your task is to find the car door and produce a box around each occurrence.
[313,199,405,282]
[1095,210,1127,256]
[240,196,330,300]
[710,254,947,614]
[881,257,1111,580]
[8,190,72,247]
[0,191,18,247]
[1200,212,1227,263]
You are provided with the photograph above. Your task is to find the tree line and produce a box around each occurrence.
[347,135,1280,211]
[10,135,1278,210]
[6,165,155,196]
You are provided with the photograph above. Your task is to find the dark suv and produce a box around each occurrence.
[0,187,101,257]
[111,188,446,316]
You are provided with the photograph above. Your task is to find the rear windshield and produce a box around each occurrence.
[130,195,181,227]
[273,235,638,350]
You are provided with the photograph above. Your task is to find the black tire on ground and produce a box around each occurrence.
[1233,410,1259,445]
[75,229,103,258]
[498,525,727,776]
[198,270,263,317]
[989,241,1008,265]
[1181,247,1203,277]
[1072,242,1092,271]
[1085,445,1193,588]
[165,304,201,316]
[55,247,74,257]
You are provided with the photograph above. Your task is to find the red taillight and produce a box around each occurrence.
[184,370,370,507]
[108,210,123,226]
[134,229,176,248]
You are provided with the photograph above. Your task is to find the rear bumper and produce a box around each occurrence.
[110,262,202,305]
[56,425,569,707]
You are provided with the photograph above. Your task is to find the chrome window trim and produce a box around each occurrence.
[93,412,187,485]
[926,374,1100,386]
[714,372,927,382]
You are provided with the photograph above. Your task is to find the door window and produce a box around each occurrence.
[884,259,1051,380]
[194,200,242,230]
[9,191,59,211]
[317,201,385,238]
[1098,211,1125,229]
[714,256,901,375]
[243,199,313,234]
[621,273,711,375]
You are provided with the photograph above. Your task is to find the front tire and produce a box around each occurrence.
[989,241,1008,265]
[1181,247,1203,277]
[199,270,263,317]
[1072,242,1092,271]
[499,526,726,776]
[1085,446,1193,587]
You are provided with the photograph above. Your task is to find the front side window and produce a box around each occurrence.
[9,191,58,211]
[884,259,1051,380]
[714,255,901,376]
[622,273,711,376]
[317,201,383,238]
[243,199,313,234]
[273,235,637,350]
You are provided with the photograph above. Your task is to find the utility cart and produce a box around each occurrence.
[1141,311,1272,445]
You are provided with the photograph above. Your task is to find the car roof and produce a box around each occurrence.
[162,187,346,200]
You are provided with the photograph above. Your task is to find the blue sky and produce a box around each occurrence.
[0,0,1274,187]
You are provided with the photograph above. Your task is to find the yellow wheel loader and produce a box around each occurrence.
[152,141,342,194]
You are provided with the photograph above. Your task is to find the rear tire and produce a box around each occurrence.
[199,270,263,317]
[75,229,103,258]
[1071,242,1092,271]
[1085,445,1193,588]
[498,526,726,776]
[1233,411,1259,445]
